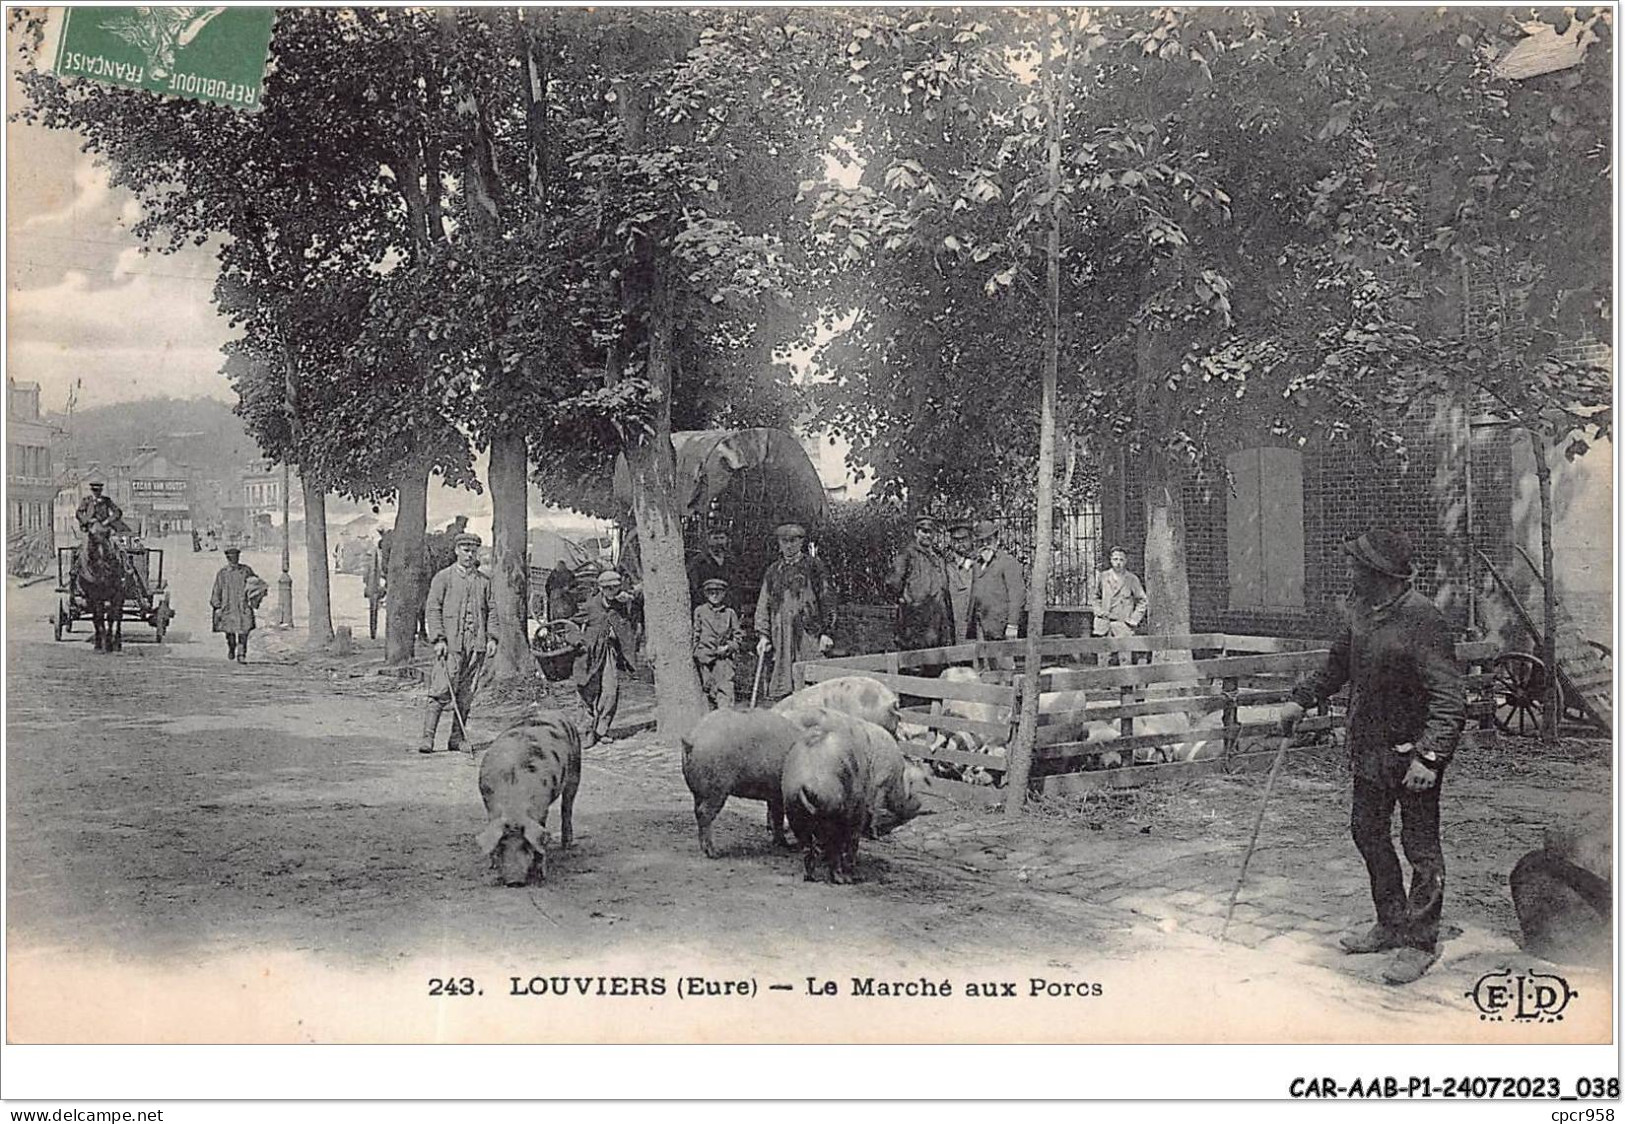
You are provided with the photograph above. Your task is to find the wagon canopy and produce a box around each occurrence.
[611,428,829,527]
[527,527,596,575]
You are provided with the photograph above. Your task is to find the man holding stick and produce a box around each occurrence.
[419,532,497,754]
[1278,529,1465,985]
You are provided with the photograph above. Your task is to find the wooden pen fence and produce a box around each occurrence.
[795,633,1500,804]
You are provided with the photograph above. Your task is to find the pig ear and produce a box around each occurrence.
[521,819,547,853]
[475,821,505,856]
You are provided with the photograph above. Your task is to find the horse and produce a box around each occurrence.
[78,523,126,653]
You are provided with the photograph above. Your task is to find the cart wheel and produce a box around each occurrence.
[1493,652,1558,737]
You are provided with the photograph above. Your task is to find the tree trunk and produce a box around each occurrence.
[1529,431,1560,745]
[385,450,432,666]
[488,424,532,681]
[627,257,708,738]
[1006,23,1066,816]
[1143,445,1192,659]
[301,478,334,647]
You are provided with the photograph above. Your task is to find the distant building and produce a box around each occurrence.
[238,459,303,548]
[7,379,61,543]
[127,446,192,535]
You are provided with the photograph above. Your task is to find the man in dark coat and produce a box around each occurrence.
[686,525,735,608]
[420,532,497,753]
[75,479,126,534]
[945,521,975,642]
[753,521,835,701]
[886,515,952,654]
[210,547,266,663]
[1280,529,1466,985]
[573,569,640,746]
[544,558,578,622]
[968,519,1025,642]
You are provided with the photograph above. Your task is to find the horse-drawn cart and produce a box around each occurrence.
[54,542,174,643]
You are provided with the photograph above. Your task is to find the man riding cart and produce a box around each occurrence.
[69,477,144,597]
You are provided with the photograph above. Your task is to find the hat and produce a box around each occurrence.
[972,519,999,542]
[1342,530,1414,579]
[88,477,105,488]
[597,570,624,588]
[914,516,938,532]
[775,521,807,539]
[453,532,482,548]
[702,577,729,592]
[948,520,972,538]
[224,546,241,556]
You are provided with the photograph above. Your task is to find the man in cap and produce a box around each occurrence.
[1279,529,1465,985]
[419,532,497,753]
[692,576,742,709]
[573,568,640,746]
[75,476,126,535]
[944,521,976,642]
[968,519,1025,646]
[753,521,835,701]
[686,524,735,608]
[886,515,952,657]
[210,546,266,663]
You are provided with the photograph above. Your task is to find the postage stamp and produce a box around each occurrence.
[49,6,274,111]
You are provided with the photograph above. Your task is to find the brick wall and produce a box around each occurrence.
[1106,412,1518,642]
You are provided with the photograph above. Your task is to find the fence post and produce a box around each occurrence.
[1221,675,1239,768]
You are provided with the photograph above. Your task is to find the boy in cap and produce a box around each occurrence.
[420,532,497,753]
[210,546,265,663]
[1279,529,1466,985]
[692,576,741,709]
[573,568,639,745]
[753,521,835,701]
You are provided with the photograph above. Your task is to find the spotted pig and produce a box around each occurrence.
[475,712,581,886]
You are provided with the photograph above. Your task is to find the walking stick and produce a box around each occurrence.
[749,644,768,708]
[438,652,475,757]
[1221,733,1292,943]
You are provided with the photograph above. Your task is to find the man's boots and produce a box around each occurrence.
[419,699,444,754]
[226,635,237,660]
[236,634,248,664]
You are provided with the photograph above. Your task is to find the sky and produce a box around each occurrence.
[7,46,237,414]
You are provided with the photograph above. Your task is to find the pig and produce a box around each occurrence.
[774,675,901,735]
[474,713,582,887]
[781,719,875,884]
[779,708,929,880]
[680,708,806,857]
[1512,822,1612,965]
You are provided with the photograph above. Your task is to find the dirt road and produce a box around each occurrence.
[5,542,1612,1044]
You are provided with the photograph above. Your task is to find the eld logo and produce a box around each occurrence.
[1467,969,1577,1022]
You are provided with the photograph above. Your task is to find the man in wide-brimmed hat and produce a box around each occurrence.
[886,514,952,656]
[753,520,834,701]
[968,518,1025,644]
[1279,529,1466,986]
[420,532,497,753]
[573,568,640,745]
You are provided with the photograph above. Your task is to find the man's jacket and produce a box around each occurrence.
[1291,587,1466,782]
[424,562,494,654]
[970,547,1025,638]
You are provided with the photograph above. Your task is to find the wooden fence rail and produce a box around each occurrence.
[796,632,1500,798]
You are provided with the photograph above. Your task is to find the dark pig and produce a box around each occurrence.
[781,718,875,884]
[680,708,805,857]
[475,713,582,886]
[779,706,930,838]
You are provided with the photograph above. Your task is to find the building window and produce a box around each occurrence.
[1226,447,1305,610]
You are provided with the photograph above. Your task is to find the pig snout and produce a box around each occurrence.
[476,818,548,886]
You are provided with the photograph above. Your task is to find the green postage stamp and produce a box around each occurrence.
[50,6,276,111]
